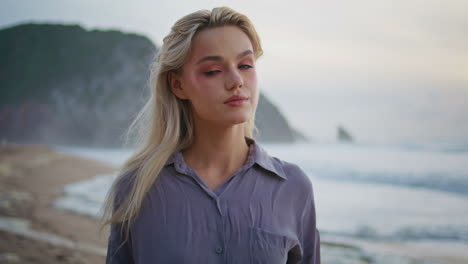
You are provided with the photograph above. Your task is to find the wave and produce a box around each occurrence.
[272,141,468,196]
[368,140,468,154]
[325,224,468,242]
[53,172,116,219]
[307,167,468,196]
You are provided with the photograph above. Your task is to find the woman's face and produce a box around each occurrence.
[169,25,258,127]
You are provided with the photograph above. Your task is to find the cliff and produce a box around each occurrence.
[0,23,306,146]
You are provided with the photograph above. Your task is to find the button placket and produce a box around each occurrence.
[215,198,224,217]
[214,197,227,261]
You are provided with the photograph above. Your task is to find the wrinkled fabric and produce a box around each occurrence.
[106,136,320,264]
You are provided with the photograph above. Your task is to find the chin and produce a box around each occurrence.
[210,108,252,126]
[223,114,250,125]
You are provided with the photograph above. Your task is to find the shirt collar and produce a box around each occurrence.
[247,137,287,180]
[164,136,287,180]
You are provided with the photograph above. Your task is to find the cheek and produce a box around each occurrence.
[245,68,258,85]
[193,72,205,85]
[246,71,259,105]
[187,74,220,105]
[187,73,208,95]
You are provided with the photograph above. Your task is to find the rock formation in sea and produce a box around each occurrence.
[337,124,354,142]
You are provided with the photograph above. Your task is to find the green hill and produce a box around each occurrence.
[0,23,306,146]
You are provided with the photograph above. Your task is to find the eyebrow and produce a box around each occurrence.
[195,50,253,65]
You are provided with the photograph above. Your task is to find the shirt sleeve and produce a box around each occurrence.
[106,221,134,264]
[298,180,321,264]
[106,174,135,264]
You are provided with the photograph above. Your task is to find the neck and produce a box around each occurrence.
[182,119,250,174]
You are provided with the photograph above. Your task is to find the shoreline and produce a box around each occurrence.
[0,143,113,263]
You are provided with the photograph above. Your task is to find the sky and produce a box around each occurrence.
[2,0,467,143]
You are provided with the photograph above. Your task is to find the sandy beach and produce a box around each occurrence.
[0,143,113,264]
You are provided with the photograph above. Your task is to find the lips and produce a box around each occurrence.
[224,95,248,104]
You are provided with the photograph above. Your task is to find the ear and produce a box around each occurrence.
[168,71,189,100]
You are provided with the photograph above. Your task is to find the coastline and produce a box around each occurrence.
[0,143,113,263]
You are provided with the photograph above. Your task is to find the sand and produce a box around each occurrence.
[0,143,114,264]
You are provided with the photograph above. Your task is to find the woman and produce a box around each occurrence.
[101,6,320,264]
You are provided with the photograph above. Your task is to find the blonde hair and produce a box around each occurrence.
[100,6,263,246]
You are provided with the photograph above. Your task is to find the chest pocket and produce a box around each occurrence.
[248,226,295,264]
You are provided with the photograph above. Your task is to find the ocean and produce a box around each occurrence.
[53,139,468,263]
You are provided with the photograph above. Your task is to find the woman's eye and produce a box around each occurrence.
[239,64,253,69]
[204,70,221,76]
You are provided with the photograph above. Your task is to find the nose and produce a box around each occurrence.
[226,67,243,90]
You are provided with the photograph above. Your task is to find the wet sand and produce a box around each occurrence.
[0,143,113,264]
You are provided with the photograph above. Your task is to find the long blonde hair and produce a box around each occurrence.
[99,6,264,244]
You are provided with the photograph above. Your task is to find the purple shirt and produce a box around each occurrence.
[106,137,320,263]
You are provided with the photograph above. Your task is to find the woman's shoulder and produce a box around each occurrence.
[269,156,317,219]
[255,142,314,196]
[280,157,312,187]
[270,155,315,197]
[112,167,138,205]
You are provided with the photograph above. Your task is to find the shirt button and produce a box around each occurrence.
[215,246,223,254]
